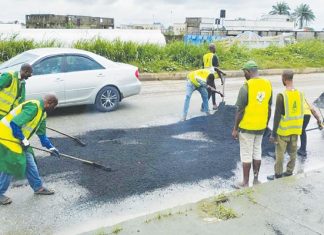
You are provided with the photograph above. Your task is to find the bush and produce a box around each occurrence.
[1,35,324,73]
[0,35,35,62]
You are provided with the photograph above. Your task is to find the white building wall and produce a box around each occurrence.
[173,23,187,35]
[224,19,294,31]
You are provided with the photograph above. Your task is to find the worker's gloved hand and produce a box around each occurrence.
[38,135,54,149]
[219,92,224,98]
[49,147,60,158]
[21,138,30,150]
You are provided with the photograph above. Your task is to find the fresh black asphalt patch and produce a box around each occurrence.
[36,105,275,203]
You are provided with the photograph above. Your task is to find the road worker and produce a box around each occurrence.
[0,95,60,205]
[297,97,323,156]
[202,43,224,110]
[0,64,32,119]
[182,69,223,121]
[232,61,272,188]
[268,70,304,180]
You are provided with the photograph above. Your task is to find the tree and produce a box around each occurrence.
[269,2,291,15]
[293,4,315,29]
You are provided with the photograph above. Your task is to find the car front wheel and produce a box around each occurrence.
[95,86,120,112]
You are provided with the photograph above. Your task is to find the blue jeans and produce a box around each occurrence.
[182,80,209,118]
[0,151,43,196]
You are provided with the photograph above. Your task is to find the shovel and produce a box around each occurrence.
[46,127,86,147]
[214,67,226,103]
[0,137,111,172]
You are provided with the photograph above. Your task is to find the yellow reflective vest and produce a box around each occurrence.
[0,100,45,154]
[0,72,20,117]
[277,90,304,136]
[187,69,210,88]
[304,98,311,115]
[203,52,214,68]
[239,78,272,131]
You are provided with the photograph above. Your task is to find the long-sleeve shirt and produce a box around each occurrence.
[272,94,285,137]
[11,99,46,136]
[0,72,26,105]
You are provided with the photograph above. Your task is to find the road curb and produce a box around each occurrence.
[83,168,324,235]
[140,67,324,81]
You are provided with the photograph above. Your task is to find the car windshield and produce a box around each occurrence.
[0,52,38,70]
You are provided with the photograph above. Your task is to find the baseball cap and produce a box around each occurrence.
[242,60,258,70]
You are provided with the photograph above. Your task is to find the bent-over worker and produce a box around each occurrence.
[0,95,60,205]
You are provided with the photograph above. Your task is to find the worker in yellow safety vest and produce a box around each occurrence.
[268,70,304,180]
[297,97,323,156]
[181,69,223,121]
[202,44,224,110]
[0,64,33,119]
[232,61,272,188]
[0,95,60,205]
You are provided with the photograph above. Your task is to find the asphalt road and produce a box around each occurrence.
[1,73,324,235]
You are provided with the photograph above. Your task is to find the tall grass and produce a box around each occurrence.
[0,34,35,62]
[1,36,324,72]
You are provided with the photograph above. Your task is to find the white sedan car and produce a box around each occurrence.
[0,48,141,112]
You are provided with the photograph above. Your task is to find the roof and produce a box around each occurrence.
[26,47,91,56]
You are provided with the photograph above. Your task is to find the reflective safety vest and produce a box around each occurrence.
[304,98,311,115]
[277,90,304,136]
[187,69,210,88]
[203,52,219,77]
[0,71,20,117]
[239,78,272,131]
[0,100,45,154]
[203,52,214,69]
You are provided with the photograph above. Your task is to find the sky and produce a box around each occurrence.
[1,0,323,29]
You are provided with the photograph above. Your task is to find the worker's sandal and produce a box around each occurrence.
[34,187,55,195]
[0,195,12,205]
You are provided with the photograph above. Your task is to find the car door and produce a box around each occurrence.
[28,55,66,104]
[63,54,106,104]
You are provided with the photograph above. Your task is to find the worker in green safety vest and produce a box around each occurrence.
[0,64,32,119]
[0,94,60,205]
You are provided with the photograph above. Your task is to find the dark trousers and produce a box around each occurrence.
[300,115,311,151]
[207,74,216,106]
[208,86,216,105]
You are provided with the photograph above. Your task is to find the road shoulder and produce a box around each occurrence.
[86,168,324,235]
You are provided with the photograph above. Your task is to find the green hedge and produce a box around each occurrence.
[1,36,324,73]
